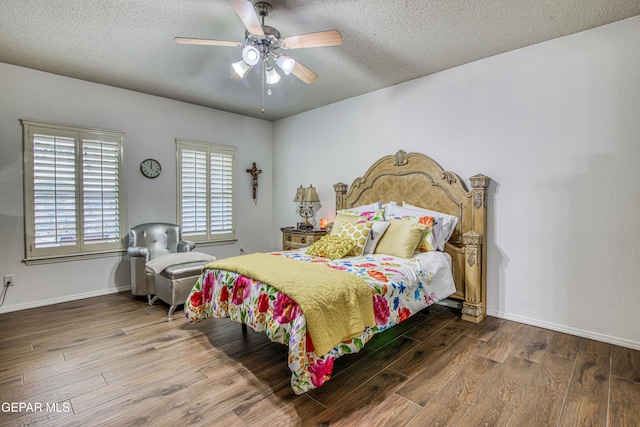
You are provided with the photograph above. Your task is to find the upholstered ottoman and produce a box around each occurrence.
[150,261,207,317]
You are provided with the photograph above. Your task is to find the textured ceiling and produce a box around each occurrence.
[1,0,639,121]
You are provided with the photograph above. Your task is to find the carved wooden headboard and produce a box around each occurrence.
[334,150,490,323]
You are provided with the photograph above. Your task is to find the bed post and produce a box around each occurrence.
[462,174,490,323]
[334,182,348,211]
[462,231,484,322]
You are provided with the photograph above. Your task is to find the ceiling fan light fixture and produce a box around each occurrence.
[232,60,251,78]
[242,45,260,65]
[176,1,342,112]
[276,55,296,75]
[265,66,281,84]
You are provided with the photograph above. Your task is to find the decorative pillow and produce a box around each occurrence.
[336,221,373,257]
[363,220,390,254]
[329,213,364,236]
[386,214,435,252]
[373,219,427,258]
[387,202,459,250]
[404,203,458,250]
[306,235,357,260]
[338,208,385,221]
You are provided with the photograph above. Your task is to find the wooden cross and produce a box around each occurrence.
[246,162,262,205]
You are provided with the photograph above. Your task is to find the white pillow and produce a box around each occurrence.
[402,202,459,249]
[364,221,390,254]
[346,201,383,213]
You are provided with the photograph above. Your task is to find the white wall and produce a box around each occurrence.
[273,17,640,349]
[0,63,273,313]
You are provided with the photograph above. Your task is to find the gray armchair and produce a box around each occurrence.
[127,222,195,302]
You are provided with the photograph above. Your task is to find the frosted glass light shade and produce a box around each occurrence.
[232,60,251,78]
[265,67,281,84]
[242,45,260,65]
[276,55,296,75]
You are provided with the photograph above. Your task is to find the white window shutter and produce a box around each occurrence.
[22,120,125,263]
[177,140,235,242]
[32,133,78,248]
[81,135,121,245]
[180,148,208,237]
[210,151,234,235]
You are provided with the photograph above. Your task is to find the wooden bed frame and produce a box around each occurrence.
[334,150,490,323]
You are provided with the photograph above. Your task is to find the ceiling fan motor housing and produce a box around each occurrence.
[245,25,282,59]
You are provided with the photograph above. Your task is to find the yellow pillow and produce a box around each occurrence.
[336,221,373,257]
[306,235,357,260]
[329,213,363,235]
[387,214,436,252]
[373,219,428,258]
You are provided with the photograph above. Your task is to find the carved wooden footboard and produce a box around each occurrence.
[334,150,490,322]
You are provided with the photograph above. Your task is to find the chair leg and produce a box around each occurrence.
[167,305,177,317]
[149,295,159,306]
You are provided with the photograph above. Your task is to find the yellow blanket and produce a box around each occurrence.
[203,253,375,356]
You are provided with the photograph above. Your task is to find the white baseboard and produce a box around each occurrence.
[487,309,640,351]
[0,285,131,314]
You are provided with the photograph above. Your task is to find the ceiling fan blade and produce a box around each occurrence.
[229,0,265,37]
[174,37,240,47]
[292,62,318,84]
[283,30,343,49]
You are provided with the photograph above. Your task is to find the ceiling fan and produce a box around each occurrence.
[175,0,343,88]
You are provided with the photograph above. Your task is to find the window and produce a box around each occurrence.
[176,139,236,243]
[22,120,125,264]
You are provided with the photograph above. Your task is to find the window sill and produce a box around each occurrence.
[190,238,238,248]
[24,250,126,266]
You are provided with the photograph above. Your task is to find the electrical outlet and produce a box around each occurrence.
[4,274,14,287]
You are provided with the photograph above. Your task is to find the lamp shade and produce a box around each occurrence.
[242,45,260,65]
[265,66,281,85]
[276,55,296,75]
[293,185,306,202]
[232,60,251,78]
[304,185,319,202]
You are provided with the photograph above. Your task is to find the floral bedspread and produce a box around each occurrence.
[184,250,455,394]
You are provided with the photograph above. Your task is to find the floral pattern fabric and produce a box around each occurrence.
[184,250,455,394]
[338,209,385,221]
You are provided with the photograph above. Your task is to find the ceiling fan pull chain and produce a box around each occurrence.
[261,60,265,113]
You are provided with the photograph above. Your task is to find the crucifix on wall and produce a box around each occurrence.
[246,162,262,205]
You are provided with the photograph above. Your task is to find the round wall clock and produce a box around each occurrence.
[140,158,161,178]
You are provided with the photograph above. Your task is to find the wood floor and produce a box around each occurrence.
[1,293,639,426]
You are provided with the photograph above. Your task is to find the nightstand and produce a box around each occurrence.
[281,228,326,251]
